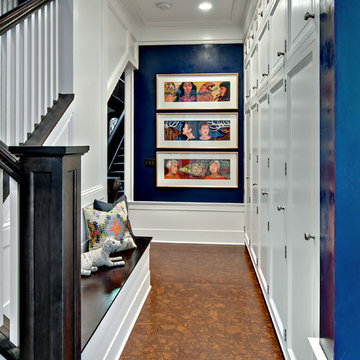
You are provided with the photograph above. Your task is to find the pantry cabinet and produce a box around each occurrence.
[244,1,319,359]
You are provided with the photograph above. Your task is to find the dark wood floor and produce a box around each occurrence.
[120,243,284,360]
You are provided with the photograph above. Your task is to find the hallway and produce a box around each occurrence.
[120,243,283,359]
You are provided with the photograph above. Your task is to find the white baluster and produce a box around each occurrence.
[23,17,30,142]
[49,0,54,102]
[5,30,12,144]
[43,4,49,112]
[30,11,38,131]
[9,178,19,346]
[54,0,59,100]
[0,35,5,142]
[15,22,24,145]
[37,8,43,122]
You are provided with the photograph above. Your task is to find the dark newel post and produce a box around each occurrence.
[9,146,89,360]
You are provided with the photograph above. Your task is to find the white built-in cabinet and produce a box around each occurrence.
[244,0,319,359]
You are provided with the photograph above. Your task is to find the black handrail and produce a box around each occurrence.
[0,140,20,182]
[0,0,54,36]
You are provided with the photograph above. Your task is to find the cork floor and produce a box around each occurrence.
[120,243,284,360]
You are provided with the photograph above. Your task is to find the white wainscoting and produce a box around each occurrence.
[81,185,106,251]
[129,201,245,245]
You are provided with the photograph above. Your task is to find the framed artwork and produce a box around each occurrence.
[156,73,238,110]
[156,113,238,149]
[156,151,238,188]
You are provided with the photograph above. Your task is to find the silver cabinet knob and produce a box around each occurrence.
[304,232,315,241]
[262,191,269,196]
[253,85,258,90]
[277,51,285,57]
[262,73,268,77]
[277,205,285,211]
[252,183,257,186]
[246,176,250,179]
[258,11,263,17]
[304,12,315,20]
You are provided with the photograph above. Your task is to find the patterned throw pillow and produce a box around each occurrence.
[83,203,137,252]
[93,195,136,238]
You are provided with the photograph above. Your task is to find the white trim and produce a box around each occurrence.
[125,65,135,201]
[138,39,244,46]
[129,201,244,212]
[138,229,243,245]
[81,246,151,360]
[129,201,244,244]
[81,185,106,207]
[308,338,329,360]
[245,243,289,360]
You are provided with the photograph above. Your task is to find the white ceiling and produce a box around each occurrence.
[119,0,251,29]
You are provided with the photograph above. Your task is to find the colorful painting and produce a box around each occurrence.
[156,73,238,110]
[156,152,238,188]
[156,113,238,149]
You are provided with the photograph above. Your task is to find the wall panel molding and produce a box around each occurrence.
[129,201,244,244]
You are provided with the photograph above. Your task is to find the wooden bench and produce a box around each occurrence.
[81,236,152,360]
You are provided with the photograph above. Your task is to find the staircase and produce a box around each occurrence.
[0,1,82,359]
[107,75,125,202]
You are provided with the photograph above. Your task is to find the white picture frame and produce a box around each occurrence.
[156,113,238,149]
[156,151,238,188]
[156,73,239,110]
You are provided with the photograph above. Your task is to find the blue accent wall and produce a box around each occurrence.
[134,44,243,203]
[334,1,360,358]
[320,1,335,357]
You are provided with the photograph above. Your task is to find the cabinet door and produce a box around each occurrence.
[250,45,259,96]
[250,103,260,263]
[289,0,315,52]
[269,75,287,340]
[258,21,269,89]
[245,109,252,245]
[259,93,270,288]
[287,42,319,360]
[269,0,286,75]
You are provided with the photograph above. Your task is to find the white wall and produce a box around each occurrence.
[72,0,139,213]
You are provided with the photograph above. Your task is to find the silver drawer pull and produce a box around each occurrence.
[277,205,285,211]
[262,191,269,196]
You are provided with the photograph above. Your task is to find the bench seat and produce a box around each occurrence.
[81,236,152,360]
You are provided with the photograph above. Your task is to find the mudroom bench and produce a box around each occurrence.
[81,236,152,360]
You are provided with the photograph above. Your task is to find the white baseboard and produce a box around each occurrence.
[81,246,151,360]
[245,242,290,360]
[129,201,244,244]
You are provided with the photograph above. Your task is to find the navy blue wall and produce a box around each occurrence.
[133,44,243,203]
[320,1,335,357]
[335,1,360,358]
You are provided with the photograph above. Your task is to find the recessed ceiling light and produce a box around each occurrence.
[199,2,212,11]
[156,2,171,10]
